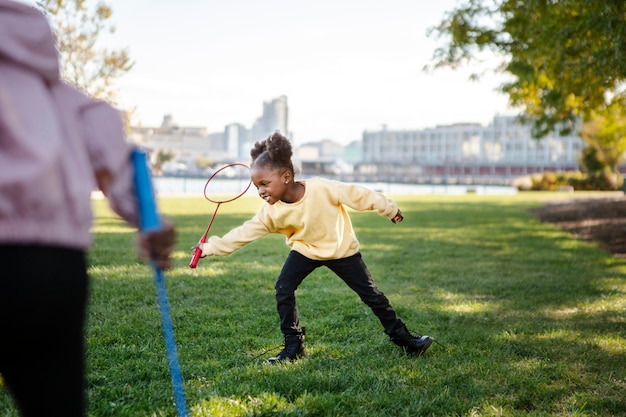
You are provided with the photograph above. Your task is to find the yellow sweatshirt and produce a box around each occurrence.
[201,177,399,260]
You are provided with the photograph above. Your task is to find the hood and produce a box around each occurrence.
[0,0,59,83]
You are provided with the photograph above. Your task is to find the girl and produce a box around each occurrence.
[196,132,432,363]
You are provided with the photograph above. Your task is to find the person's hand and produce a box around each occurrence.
[190,242,207,258]
[136,217,176,270]
[391,209,404,224]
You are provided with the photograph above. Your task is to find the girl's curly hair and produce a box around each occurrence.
[250,131,294,175]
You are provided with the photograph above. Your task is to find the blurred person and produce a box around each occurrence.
[0,1,176,415]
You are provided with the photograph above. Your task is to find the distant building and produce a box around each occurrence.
[359,115,584,183]
[251,95,289,143]
[224,123,251,161]
[295,139,353,176]
[130,95,291,167]
[130,114,216,165]
[131,105,587,184]
[342,140,363,164]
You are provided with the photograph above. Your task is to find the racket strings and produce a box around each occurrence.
[190,163,252,268]
[203,163,252,204]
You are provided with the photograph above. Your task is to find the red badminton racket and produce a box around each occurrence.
[189,163,252,268]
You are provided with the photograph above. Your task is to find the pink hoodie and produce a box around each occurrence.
[0,0,139,250]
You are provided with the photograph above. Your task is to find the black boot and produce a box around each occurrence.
[267,333,306,364]
[389,324,433,355]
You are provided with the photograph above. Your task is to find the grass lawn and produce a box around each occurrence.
[1,192,624,416]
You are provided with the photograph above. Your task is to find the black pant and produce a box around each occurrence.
[0,244,88,417]
[275,251,403,336]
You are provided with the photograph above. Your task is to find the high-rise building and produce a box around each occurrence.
[224,123,252,160]
[251,95,289,142]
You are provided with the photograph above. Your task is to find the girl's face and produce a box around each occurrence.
[251,164,291,205]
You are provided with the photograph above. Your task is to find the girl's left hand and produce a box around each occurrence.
[391,209,404,224]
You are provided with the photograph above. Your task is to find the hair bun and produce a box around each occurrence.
[250,131,294,174]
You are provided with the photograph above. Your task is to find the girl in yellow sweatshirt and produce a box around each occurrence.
[197,132,432,363]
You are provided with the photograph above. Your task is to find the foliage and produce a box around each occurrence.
[36,0,133,104]
[568,168,621,191]
[580,102,626,173]
[520,170,620,191]
[194,157,213,170]
[151,149,176,175]
[3,194,624,416]
[428,0,626,177]
[525,171,570,192]
[428,0,626,135]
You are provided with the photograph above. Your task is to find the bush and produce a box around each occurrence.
[569,167,621,190]
[519,169,621,191]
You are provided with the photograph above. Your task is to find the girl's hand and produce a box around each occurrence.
[391,209,404,224]
[191,243,207,258]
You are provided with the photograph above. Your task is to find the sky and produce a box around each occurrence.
[22,0,516,144]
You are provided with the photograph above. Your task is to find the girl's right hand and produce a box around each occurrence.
[191,243,207,258]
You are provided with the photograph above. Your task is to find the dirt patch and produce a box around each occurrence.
[530,194,626,256]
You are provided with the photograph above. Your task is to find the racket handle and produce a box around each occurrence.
[190,231,209,269]
[189,247,203,269]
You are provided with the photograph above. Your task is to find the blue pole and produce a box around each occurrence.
[131,149,188,417]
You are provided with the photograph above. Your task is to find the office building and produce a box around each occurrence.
[359,115,583,182]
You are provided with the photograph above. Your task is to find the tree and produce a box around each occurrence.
[152,150,176,176]
[37,0,133,104]
[427,0,626,186]
[580,102,626,177]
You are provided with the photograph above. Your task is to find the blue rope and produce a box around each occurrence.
[153,264,188,417]
[132,149,189,417]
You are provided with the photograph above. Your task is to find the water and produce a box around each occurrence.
[153,177,518,196]
[154,177,255,197]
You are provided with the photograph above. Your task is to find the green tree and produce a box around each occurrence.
[578,102,626,188]
[37,0,133,104]
[152,149,176,175]
[427,0,626,186]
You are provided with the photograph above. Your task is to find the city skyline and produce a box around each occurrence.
[21,0,517,144]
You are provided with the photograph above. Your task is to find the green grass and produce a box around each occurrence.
[1,192,624,416]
